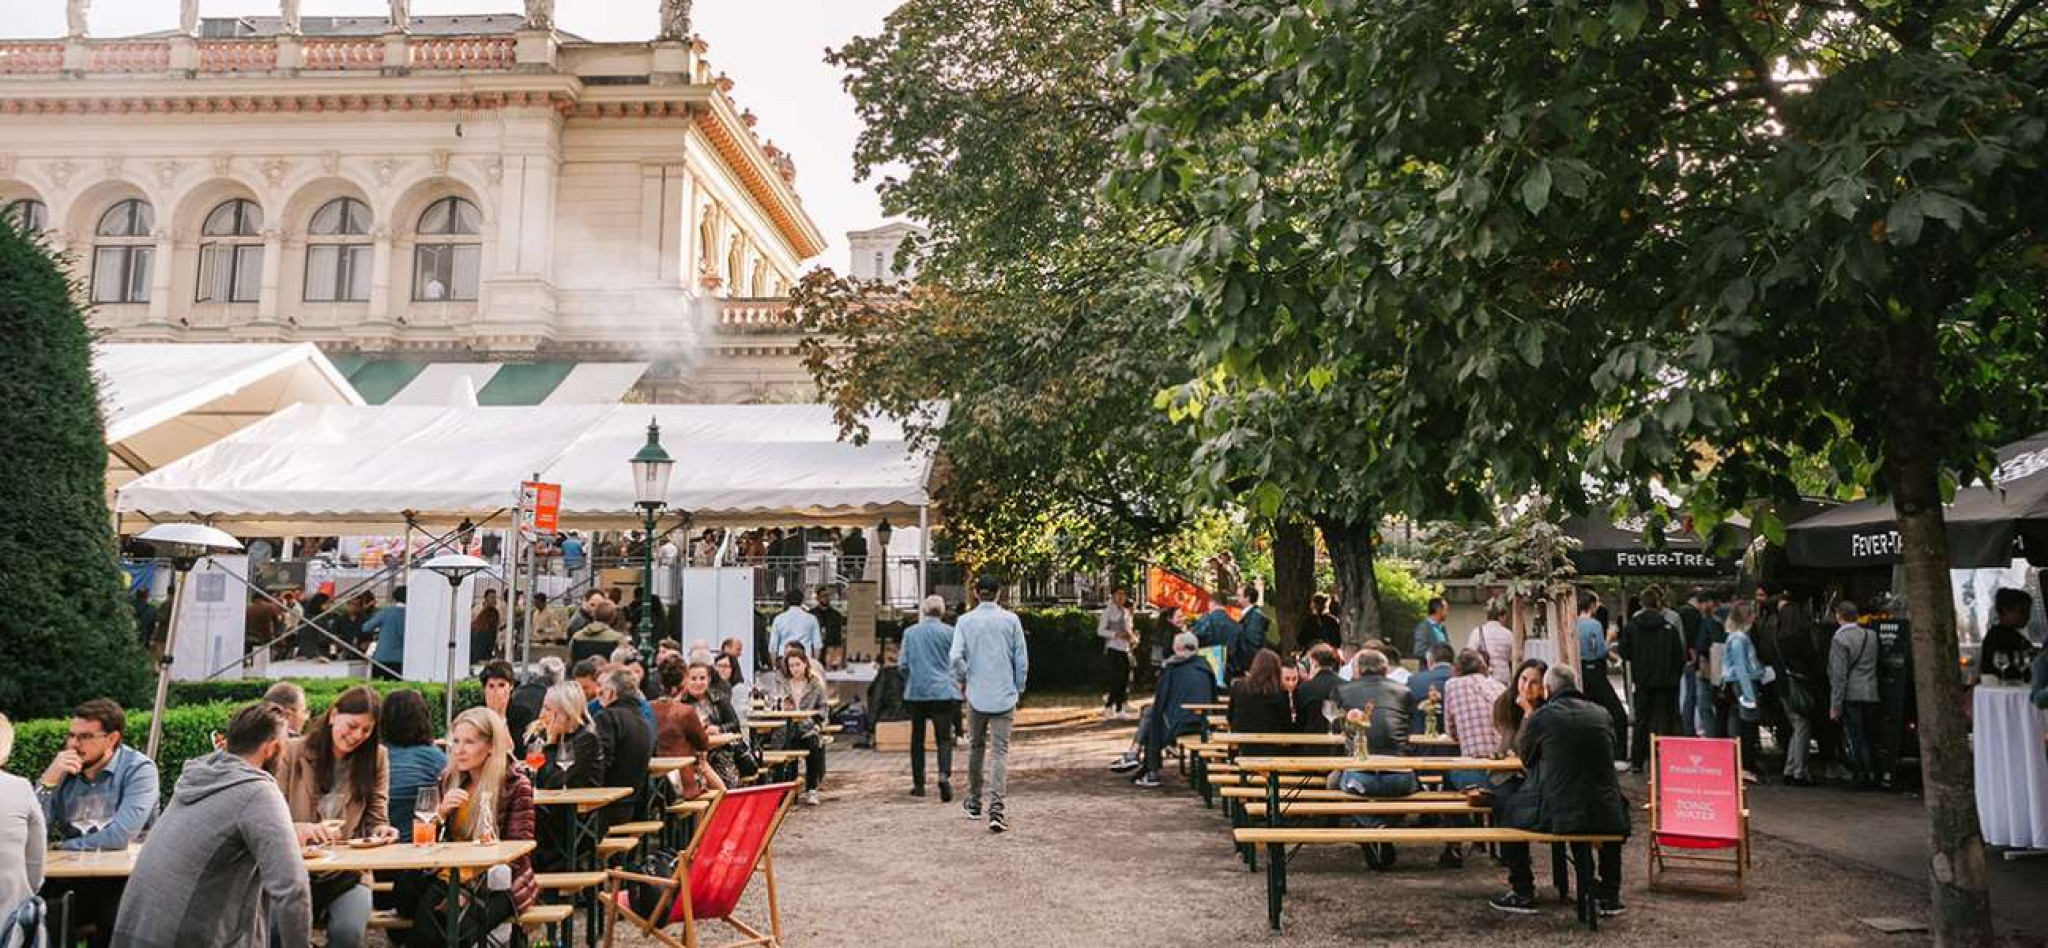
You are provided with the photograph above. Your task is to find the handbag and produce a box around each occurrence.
[1781,669,1817,718]
[623,846,682,917]
[1,897,46,948]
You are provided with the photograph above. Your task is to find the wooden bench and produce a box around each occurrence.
[666,798,714,818]
[1236,800,1487,819]
[535,870,608,891]
[1217,787,1470,803]
[1233,827,1626,933]
[609,820,665,838]
[595,837,638,861]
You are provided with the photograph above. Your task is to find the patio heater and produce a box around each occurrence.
[629,419,675,670]
[421,552,491,728]
[137,523,244,759]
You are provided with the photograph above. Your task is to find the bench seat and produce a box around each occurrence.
[535,870,608,891]
[595,837,638,860]
[1217,787,1468,802]
[1237,801,1488,819]
[517,904,576,927]
[609,820,665,837]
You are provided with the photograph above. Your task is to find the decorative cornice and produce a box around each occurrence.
[0,89,574,116]
[693,100,824,259]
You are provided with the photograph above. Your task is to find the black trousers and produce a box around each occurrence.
[1142,709,1203,774]
[907,699,959,788]
[1503,840,1622,900]
[1630,686,1682,768]
[390,870,514,948]
[1103,649,1132,711]
[42,878,122,948]
[1581,661,1629,762]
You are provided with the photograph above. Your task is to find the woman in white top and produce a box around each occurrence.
[1467,601,1518,685]
[1098,586,1138,720]
[0,712,47,931]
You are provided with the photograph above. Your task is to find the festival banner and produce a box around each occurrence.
[1146,567,1211,616]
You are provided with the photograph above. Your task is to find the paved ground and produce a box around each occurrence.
[600,713,2048,947]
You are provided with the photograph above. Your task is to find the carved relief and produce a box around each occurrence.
[48,159,78,189]
[0,153,14,177]
[321,150,342,175]
[100,155,124,176]
[481,156,505,184]
[153,159,184,187]
[430,149,452,175]
[372,157,404,186]
[211,152,233,176]
[259,157,292,186]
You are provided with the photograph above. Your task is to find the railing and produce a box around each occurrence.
[300,37,384,71]
[89,42,171,73]
[410,36,514,71]
[719,299,795,329]
[198,40,276,74]
[0,41,64,75]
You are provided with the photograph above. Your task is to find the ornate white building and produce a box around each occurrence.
[0,2,821,403]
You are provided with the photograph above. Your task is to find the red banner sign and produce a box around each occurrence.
[1655,737,1741,841]
[1146,567,1211,617]
[520,481,561,534]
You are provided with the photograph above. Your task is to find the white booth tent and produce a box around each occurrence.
[113,402,940,534]
[99,343,364,491]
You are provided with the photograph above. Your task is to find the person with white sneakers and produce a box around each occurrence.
[951,576,1029,833]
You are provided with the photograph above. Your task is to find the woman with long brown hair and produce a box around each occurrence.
[1228,648,1295,734]
[274,685,395,948]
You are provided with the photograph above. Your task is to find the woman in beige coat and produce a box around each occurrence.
[273,686,395,948]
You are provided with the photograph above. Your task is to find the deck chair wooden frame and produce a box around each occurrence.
[1646,736,1751,897]
[604,783,798,948]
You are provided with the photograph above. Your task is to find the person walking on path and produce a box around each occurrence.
[900,595,960,801]
[1240,586,1273,651]
[951,575,1029,834]
[1098,587,1138,720]
[1827,599,1881,790]
[770,588,822,659]
[112,702,312,948]
[1617,588,1688,773]
[1574,589,1629,767]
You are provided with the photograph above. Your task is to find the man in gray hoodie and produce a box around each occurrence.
[113,703,313,948]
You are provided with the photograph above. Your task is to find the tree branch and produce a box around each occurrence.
[1694,0,1782,107]
[1980,0,2046,53]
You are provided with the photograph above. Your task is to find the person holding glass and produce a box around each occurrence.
[36,699,158,948]
[679,661,748,790]
[526,682,604,874]
[274,685,395,948]
[651,660,727,801]
[395,708,537,948]
[1979,588,2038,685]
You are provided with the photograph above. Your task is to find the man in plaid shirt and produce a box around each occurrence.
[1444,650,1508,766]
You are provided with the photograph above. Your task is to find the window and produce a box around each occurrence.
[196,198,264,304]
[2,199,47,232]
[91,199,154,304]
[304,198,373,303]
[872,250,884,278]
[413,196,481,301]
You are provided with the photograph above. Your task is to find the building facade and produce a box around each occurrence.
[846,220,924,283]
[0,4,820,403]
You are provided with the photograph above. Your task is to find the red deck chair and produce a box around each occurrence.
[605,782,799,948]
[1647,736,1751,897]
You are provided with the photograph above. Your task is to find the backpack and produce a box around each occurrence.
[2,897,48,948]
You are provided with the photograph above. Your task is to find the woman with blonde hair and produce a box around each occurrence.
[527,681,604,873]
[395,708,536,947]
[0,713,46,932]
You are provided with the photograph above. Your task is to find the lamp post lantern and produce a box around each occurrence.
[421,552,490,729]
[629,418,674,670]
[137,523,244,759]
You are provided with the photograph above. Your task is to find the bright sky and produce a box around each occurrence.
[6,0,904,269]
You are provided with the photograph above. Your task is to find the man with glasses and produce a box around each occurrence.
[37,698,160,947]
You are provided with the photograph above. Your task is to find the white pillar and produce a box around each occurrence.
[255,229,284,325]
[367,229,395,324]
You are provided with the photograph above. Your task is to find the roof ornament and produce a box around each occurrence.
[657,0,693,42]
[66,0,91,39]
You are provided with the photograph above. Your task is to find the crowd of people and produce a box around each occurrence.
[0,613,860,947]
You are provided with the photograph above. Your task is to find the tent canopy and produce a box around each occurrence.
[1786,433,2048,569]
[98,343,363,489]
[1562,513,1743,576]
[114,403,940,534]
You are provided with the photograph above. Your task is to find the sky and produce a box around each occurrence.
[6,0,905,270]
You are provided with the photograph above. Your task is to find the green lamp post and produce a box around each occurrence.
[628,418,674,670]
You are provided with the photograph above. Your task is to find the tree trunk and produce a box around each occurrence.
[1315,514,1381,646]
[1885,320,1994,948]
[1270,518,1314,653]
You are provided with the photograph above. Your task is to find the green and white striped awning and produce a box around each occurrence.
[324,360,649,406]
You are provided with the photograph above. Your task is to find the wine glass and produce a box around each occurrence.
[524,737,547,772]
[556,739,576,772]
[411,785,440,845]
[317,790,348,845]
[70,794,109,838]
[1993,652,2013,682]
[1321,698,1340,734]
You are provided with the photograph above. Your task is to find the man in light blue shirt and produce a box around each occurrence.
[1575,588,1629,765]
[38,699,161,945]
[770,588,822,658]
[363,586,408,679]
[898,595,960,801]
[950,575,1028,833]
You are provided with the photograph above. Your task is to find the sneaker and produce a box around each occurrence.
[1488,891,1539,915]
[988,813,1008,834]
[962,799,983,819]
[939,781,954,803]
[802,790,819,806]
[1108,754,1142,774]
[1613,761,1633,773]
[1597,898,1627,917]
[910,786,926,798]
[1133,771,1163,788]
[1741,771,1760,785]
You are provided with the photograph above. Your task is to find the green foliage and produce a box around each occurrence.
[1420,511,1582,598]
[801,0,1198,573]
[0,218,150,720]
[1373,560,1442,645]
[4,679,484,803]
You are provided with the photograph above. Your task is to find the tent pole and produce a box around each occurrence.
[505,485,524,667]
[918,505,930,596]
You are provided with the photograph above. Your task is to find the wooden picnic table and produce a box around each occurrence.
[709,732,740,748]
[648,757,696,776]
[1235,755,1523,830]
[43,846,140,879]
[1409,734,1461,748]
[1211,733,1346,747]
[1183,702,1230,713]
[748,709,820,721]
[533,786,632,813]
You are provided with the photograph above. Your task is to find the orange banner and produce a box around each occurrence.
[1146,567,1211,617]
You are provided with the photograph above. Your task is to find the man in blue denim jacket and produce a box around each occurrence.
[898,595,960,801]
[37,698,160,948]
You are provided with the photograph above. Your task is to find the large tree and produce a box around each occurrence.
[0,218,151,719]
[1121,0,2048,941]
[797,0,1199,574]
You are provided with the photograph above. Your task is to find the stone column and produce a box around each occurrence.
[275,34,303,73]
[145,231,177,332]
[254,228,284,325]
[366,228,395,324]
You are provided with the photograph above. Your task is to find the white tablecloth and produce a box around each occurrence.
[1973,684,2048,849]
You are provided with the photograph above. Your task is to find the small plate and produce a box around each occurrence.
[346,837,391,850]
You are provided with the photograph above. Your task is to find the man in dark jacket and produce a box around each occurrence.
[593,669,655,824]
[1293,645,1345,741]
[1193,595,1247,676]
[1485,664,1631,916]
[1617,588,1688,772]
[1134,631,1218,788]
[1334,649,1415,793]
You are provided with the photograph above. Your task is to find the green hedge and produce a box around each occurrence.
[4,679,483,803]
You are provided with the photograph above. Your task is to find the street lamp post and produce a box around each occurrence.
[876,518,894,615]
[628,419,675,670]
[138,523,244,759]
[421,552,491,729]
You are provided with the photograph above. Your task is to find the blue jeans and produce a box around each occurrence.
[1694,675,1724,737]
[1333,770,1417,827]
[1441,769,1491,791]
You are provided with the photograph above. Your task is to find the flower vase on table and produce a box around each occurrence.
[1343,705,1374,762]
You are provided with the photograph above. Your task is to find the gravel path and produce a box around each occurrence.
[599,720,2047,947]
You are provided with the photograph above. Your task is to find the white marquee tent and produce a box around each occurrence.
[113,402,941,534]
[99,343,363,490]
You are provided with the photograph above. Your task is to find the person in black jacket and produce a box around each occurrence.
[1481,664,1631,916]
[1293,645,1345,744]
[1227,649,1295,746]
[592,669,654,825]
[1617,587,1688,773]
[1133,631,1219,788]
[529,681,607,872]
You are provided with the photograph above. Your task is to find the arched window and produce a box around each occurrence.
[413,196,481,301]
[196,198,263,303]
[91,199,155,304]
[305,198,372,303]
[2,198,47,233]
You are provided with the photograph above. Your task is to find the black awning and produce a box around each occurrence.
[1784,433,2048,570]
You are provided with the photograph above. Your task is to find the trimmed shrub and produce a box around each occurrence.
[0,218,150,719]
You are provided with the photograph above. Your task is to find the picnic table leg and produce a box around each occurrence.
[445,870,463,948]
[1264,842,1284,933]
[1264,771,1280,829]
